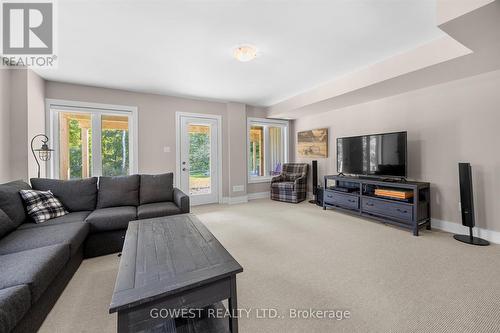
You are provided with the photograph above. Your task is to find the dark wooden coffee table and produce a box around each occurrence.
[109,214,243,333]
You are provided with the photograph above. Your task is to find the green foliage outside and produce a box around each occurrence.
[249,141,262,176]
[189,132,210,178]
[102,129,129,176]
[68,119,128,178]
[68,120,88,179]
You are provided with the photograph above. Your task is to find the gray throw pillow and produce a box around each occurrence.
[0,180,32,226]
[31,177,98,212]
[0,208,17,238]
[140,173,174,204]
[97,175,140,208]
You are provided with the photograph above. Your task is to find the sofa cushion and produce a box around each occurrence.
[18,211,91,230]
[31,177,98,212]
[0,244,70,302]
[97,175,140,208]
[0,285,31,333]
[19,189,68,224]
[137,202,182,220]
[0,221,89,256]
[139,173,174,204]
[0,180,31,226]
[85,206,137,233]
[0,208,17,239]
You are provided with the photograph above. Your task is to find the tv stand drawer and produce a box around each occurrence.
[361,197,413,222]
[324,191,359,209]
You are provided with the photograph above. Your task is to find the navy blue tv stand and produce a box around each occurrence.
[323,175,431,236]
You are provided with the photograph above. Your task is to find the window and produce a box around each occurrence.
[247,118,288,182]
[48,100,137,179]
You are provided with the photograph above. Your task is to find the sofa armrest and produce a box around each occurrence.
[173,188,190,213]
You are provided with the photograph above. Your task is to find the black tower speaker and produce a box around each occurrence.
[453,163,489,246]
[309,160,318,204]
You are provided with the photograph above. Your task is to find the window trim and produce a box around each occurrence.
[247,117,289,183]
[45,99,138,179]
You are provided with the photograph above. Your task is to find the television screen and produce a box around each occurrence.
[337,132,407,177]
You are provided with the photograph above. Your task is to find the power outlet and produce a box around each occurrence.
[233,185,245,192]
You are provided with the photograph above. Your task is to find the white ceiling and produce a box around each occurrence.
[35,0,444,106]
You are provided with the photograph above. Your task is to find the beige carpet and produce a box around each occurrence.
[40,199,500,333]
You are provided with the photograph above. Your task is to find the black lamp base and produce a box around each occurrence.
[453,234,490,246]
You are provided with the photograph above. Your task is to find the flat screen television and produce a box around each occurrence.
[337,131,407,178]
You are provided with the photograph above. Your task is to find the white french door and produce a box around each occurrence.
[47,100,138,180]
[177,113,220,205]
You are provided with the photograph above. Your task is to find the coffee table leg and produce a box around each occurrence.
[228,275,238,333]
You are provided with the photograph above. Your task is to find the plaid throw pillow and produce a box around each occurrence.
[19,189,68,224]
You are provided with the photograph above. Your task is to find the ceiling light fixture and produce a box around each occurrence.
[233,45,258,62]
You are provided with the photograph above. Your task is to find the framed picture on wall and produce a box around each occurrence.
[297,128,328,158]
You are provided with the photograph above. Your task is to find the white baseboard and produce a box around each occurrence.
[432,219,500,244]
[222,192,270,204]
[222,195,248,205]
[247,191,270,200]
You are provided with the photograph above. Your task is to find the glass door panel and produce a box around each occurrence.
[179,115,219,205]
[101,115,130,176]
[249,125,264,177]
[269,126,284,176]
[188,124,211,195]
[58,112,92,180]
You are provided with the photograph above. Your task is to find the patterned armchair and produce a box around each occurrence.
[270,163,309,203]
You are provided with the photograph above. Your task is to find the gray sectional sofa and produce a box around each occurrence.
[0,173,189,333]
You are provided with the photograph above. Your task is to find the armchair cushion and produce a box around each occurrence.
[271,182,295,190]
[283,173,303,181]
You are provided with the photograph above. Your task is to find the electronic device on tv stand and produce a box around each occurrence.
[337,131,407,179]
[331,187,356,193]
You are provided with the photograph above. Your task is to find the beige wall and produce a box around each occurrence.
[3,69,46,182]
[27,70,46,179]
[45,81,229,190]
[0,69,11,183]
[9,69,29,181]
[44,81,265,198]
[227,103,247,197]
[294,69,500,232]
